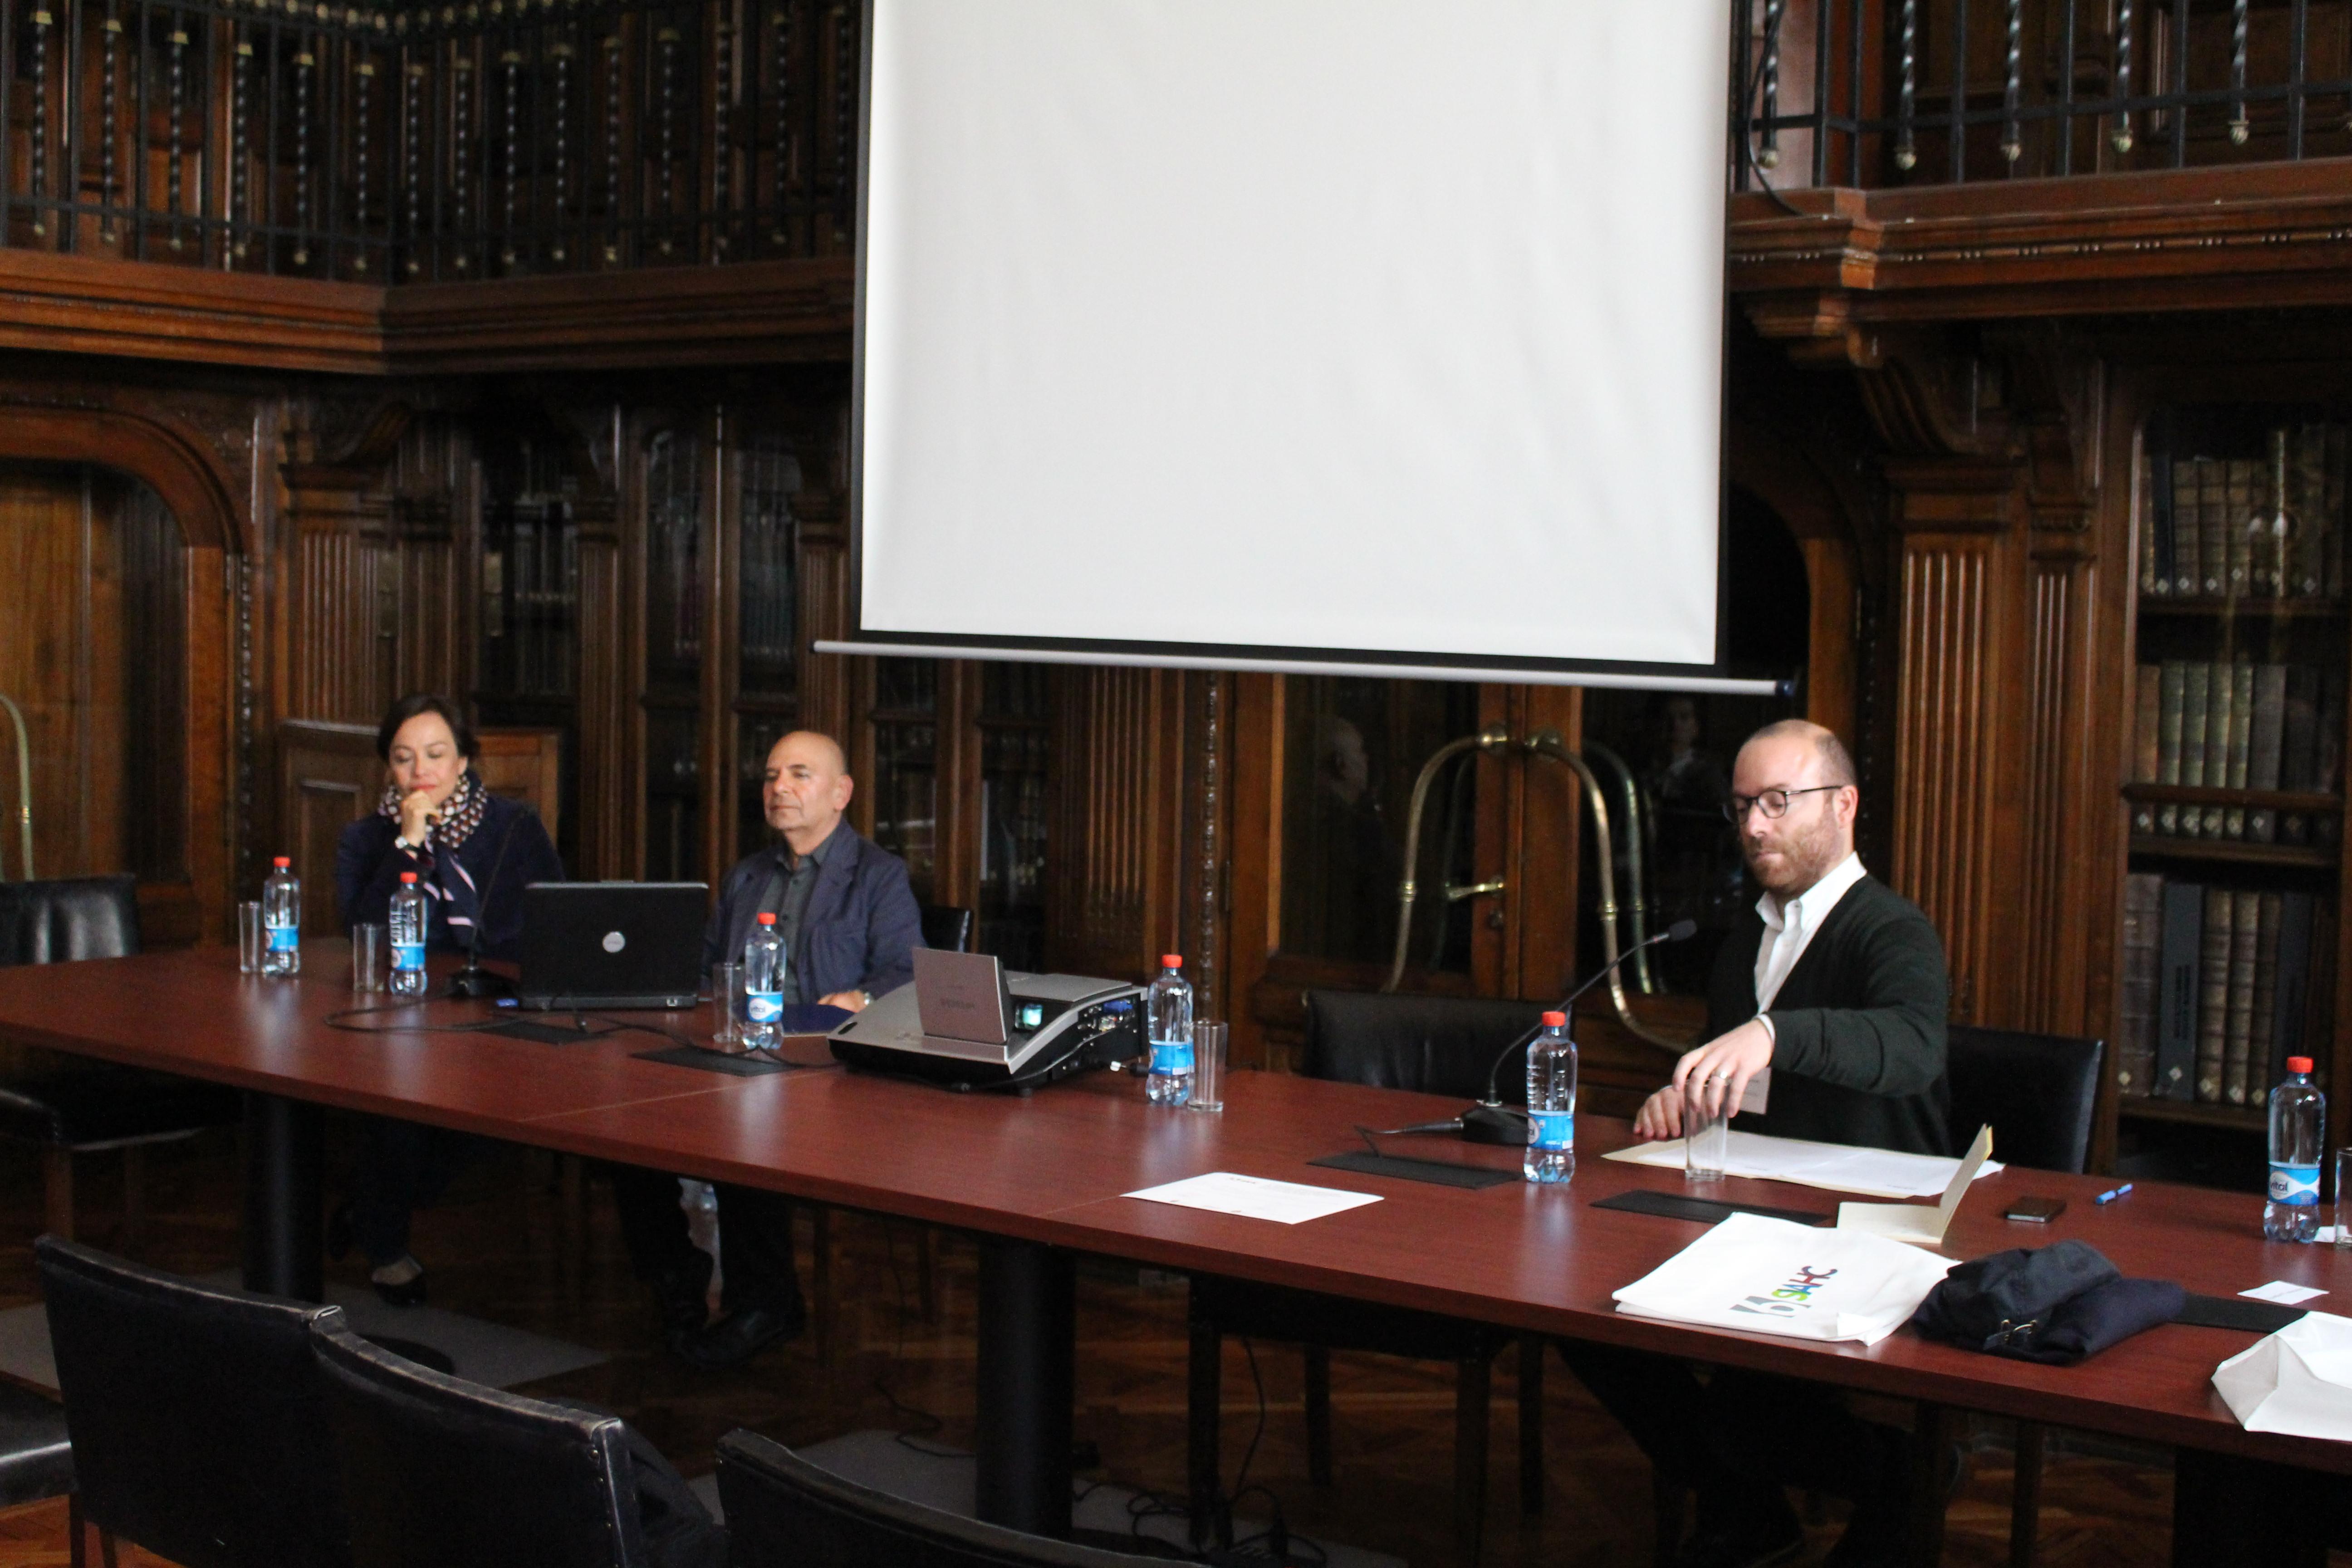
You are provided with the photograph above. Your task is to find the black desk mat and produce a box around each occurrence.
[1308,1151,1520,1191]
[484,1019,623,1046]
[2176,1293,2308,1333]
[632,1045,795,1077]
[1592,1188,1831,1226]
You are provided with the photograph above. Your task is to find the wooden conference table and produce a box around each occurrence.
[0,943,2344,1563]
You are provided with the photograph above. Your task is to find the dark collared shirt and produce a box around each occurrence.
[757,822,841,1003]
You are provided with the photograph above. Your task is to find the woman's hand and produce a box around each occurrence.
[397,789,439,848]
[1632,1085,1685,1141]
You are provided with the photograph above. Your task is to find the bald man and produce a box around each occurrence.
[612,729,923,1369]
[1563,720,1951,1568]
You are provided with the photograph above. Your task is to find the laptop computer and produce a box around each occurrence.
[516,882,708,1010]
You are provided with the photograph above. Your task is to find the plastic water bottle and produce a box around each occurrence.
[2266,1054,2327,1242]
[388,872,429,998]
[1524,1010,1576,1184]
[1145,955,1193,1106]
[262,857,302,977]
[743,912,787,1050]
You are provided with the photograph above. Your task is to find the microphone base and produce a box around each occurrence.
[446,964,511,1001]
[1459,1102,1531,1147]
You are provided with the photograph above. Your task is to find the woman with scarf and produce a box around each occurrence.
[332,693,564,1303]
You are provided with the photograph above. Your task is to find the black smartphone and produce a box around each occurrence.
[2002,1196,2068,1223]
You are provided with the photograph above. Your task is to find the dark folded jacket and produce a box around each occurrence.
[1910,1241,2185,1366]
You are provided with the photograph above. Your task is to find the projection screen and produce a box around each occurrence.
[832,0,1762,692]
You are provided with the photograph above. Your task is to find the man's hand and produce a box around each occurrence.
[1670,1017,1774,1122]
[819,989,868,1013]
[397,789,439,847]
[1632,1085,1685,1141]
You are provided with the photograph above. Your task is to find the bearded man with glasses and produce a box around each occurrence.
[1559,718,1951,1568]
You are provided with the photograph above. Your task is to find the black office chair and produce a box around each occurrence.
[0,877,242,1252]
[313,1320,660,1568]
[1946,1024,2105,1568]
[0,1379,76,1555]
[35,1235,349,1568]
[718,1428,1167,1568]
[1188,989,1553,1560]
[920,902,976,955]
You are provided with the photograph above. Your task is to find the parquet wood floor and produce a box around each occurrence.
[0,1122,2234,1566]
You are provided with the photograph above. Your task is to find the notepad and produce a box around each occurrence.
[1124,1172,1382,1225]
[1834,1125,1995,1248]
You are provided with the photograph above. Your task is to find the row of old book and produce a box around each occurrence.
[2116,875,2327,1105]
[2136,426,2347,600]
[2131,661,2343,843]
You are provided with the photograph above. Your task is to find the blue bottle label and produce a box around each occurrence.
[2270,1162,2321,1206]
[746,991,782,1024]
[266,923,298,952]
[392,942,425,973]
[1529,1111,1573,1151]
[1151,1040,1193,1075]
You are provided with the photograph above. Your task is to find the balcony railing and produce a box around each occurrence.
[0,0,856,281]
[1739,0,2352,190]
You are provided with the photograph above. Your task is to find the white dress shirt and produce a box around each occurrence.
[1754,851,1868,1016]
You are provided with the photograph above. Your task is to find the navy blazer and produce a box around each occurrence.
[334,793,564,963]
[704,827,924,1001]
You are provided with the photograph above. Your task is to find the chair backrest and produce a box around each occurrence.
[921,903,976,955]
[34,1235,349,1568]
[1944,1024,2105,1174]
[0,876,140,966]
[716,1430,1166,1568]
[310,1320,648,1568]
[1303,990,1553,1101]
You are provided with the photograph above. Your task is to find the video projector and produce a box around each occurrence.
[828,948,1144,1092]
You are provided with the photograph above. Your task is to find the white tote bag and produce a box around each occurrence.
[2213,1311,2352,1441]
[1612,1211,1957,1347]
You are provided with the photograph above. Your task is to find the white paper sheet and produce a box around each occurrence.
[1612,1212,1955,1346]
[2215,1311,2352,1441]
[1603,1130,2005,1199]
[2243,1280,2329,1306]
[1124,1172,1383,1225]
[1834,1125,1996,1248]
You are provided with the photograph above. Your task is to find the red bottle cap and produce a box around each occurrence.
[758,912,778,926]
[2289,1056,2314,1074]
[400,872,417,884]
[1542,1011,1567,1028]
[1161,955,1182,969]
[273,856,290,868]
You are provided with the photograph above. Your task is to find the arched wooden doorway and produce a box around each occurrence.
[0,406,249,946]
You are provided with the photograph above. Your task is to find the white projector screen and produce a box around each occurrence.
[842,0,1749,689]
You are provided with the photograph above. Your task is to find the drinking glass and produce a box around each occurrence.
[1188,1022,1229,1113]
[237,901,266,974]
[351,924,387,993]
[711,962,743,1049]
[1686,1091,1730,1183]
[2336,1149,2352,1248]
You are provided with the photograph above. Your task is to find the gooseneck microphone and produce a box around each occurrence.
[1446,919,1699,1147]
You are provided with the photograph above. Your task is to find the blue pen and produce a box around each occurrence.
[2093,1183,2132,1205]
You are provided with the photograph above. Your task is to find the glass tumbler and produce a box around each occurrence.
[2336,1149,2352,1247]
[711,962,743,1049]
[351,924,387,993]
[1686,1090,1730,1183]
[1188,1022,1229,1113]
[237,901,266,974]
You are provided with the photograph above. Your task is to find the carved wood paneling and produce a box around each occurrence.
[286,519,392,724]
[573,521,630,879]
[275,720,379,936]
[1891,538,2007,1024]
[2021,558,2097,1033]
[795,489,851,746]
[1047,666,1182,981]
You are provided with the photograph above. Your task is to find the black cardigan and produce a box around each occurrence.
[334,792,564,963]
[1707,872,1952,1157]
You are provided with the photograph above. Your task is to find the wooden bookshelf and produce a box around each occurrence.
[2139,598,2347,619]
[2116,1098,2269,1133]
[2124,784,2342,812]
[2126,836,2340,869]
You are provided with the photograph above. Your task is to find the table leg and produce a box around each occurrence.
[974,1236,1073,1537]
[241,1093,323,1301]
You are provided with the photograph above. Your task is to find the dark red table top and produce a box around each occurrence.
[2,944,2346,1472]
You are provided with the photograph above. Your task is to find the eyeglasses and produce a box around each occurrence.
[1724,785,1843,823]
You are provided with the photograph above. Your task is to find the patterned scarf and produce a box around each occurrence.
[377,769,490,851]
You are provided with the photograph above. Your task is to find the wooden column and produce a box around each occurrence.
[1045,666,1184,981]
